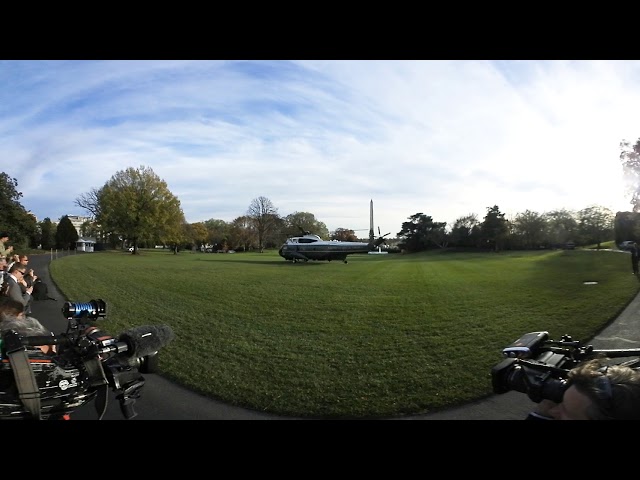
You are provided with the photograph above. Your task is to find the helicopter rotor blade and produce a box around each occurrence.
[297,225,311,235]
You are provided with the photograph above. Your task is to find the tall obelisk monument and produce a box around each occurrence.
[369,199,375,244]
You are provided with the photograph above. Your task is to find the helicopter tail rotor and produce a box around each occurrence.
[374,226,390,247]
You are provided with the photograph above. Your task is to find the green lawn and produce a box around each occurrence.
[48,247,640,418]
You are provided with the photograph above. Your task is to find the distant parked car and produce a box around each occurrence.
[620,241,636,251]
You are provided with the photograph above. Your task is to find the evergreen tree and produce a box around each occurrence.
[39,218,56,250]
[56,215,79,249]
[397,213,447,252]
[480,205,509,252]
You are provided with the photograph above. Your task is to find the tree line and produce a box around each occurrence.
[3,135,640,254]
[0,173,82,251]
[398,204,617,253]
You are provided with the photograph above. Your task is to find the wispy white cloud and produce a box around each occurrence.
[1,59,638,235]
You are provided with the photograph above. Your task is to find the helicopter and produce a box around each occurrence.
[278,226,390,264]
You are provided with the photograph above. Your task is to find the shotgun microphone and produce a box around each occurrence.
[117,324,175,359]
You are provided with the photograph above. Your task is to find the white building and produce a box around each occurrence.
[66,215,92,237]
[66,215,96,252]
[76,237,96,252]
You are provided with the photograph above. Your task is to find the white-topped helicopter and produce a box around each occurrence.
[278,200,390,264]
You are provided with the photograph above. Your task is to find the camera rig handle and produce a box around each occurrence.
[2,330,42,420]
[591,348,640,358]
[117,379,145,419]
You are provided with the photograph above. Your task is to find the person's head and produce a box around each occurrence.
[8,262,27,278]
[0,311,55,354]
[0,298,26,319]
[0,232,9,242]
[18,255,30,272]
[547,359,640,420]
[0,256,6,270]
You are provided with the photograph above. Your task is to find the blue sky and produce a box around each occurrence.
[1,60,638,236]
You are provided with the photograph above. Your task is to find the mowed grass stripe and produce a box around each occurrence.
[48,248,639,418]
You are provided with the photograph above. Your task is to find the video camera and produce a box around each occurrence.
[0,299,175,420]
[491,331,640,403]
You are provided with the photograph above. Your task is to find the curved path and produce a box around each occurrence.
[27,252,640,420]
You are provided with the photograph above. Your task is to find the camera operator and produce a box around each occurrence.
[527,358,640,420]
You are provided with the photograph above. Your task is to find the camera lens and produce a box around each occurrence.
[62,299,107,319]
[492,358,568,403]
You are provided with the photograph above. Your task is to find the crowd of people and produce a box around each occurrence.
[0,232,54,350]
[0,235,37,316]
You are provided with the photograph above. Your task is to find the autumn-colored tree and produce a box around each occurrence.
[284,212,329,240]
[160,218,188,254]
[203,219,231,250]
[188,222,209,250]
[331,228,358,242]
[88,165,185,254]
[229,215,256,252]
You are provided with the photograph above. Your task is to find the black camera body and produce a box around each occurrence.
[0,299,173,420]
[492,331,640,403]
[0,346,95,419]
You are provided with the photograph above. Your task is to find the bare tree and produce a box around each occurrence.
[247,196,279,253]
[74,187,103,219]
